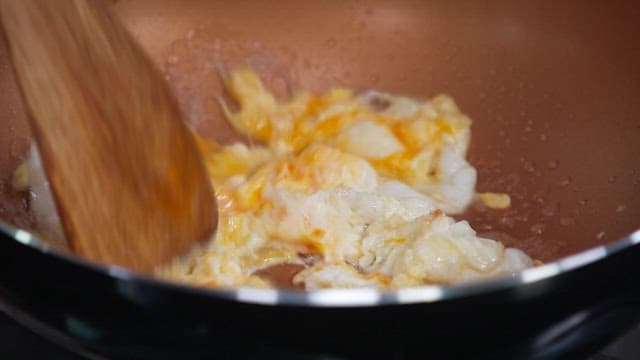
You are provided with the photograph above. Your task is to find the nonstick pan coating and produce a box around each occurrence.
[0,1,639,358]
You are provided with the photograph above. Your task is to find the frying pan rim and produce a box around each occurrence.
[0,219,638,308]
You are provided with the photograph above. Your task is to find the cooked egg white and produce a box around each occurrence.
[159,69,532,289]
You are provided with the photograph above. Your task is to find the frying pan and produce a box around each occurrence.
[1,0,639,358]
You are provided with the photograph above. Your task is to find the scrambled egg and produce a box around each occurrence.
[156,69,533,289]
[17,69,531,289]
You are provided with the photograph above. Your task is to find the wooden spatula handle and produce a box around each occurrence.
[0,0,217,272]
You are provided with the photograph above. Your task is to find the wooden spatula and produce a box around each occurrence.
[0,0,217,273]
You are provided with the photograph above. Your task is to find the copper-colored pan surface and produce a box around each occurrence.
[1,0,639,264]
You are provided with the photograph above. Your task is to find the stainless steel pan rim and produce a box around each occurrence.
[1,219,638,308]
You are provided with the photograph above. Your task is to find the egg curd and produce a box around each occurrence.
[157,70,532,289]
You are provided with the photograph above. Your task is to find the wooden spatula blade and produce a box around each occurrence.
[0,0,217,272]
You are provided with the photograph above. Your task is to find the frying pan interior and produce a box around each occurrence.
[1,0,639,266]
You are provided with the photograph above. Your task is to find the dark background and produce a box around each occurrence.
[0,312,637,359]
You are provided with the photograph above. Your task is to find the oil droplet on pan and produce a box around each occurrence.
[558,176,572,187]
[530,223,545,235]
[559,217,575,226]
[547,160,559,170]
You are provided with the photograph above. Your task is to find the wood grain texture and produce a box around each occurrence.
[0,0,216,272]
